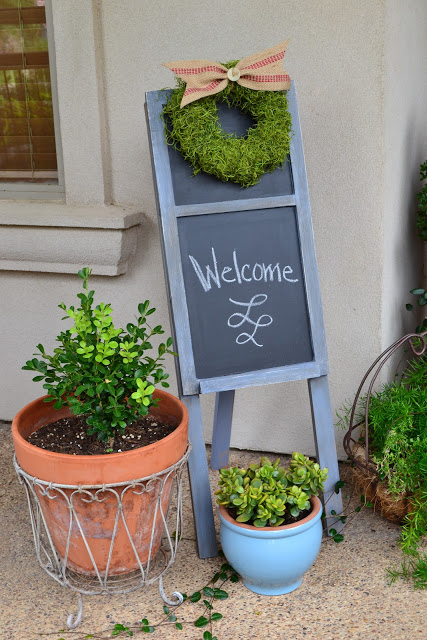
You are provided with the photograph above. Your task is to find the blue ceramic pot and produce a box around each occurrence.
[219,496,323,595]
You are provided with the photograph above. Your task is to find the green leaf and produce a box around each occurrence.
[211,613,223,621]
[194,616,209,628]
[203,632,212,640]
[333,533,345,543]
[203,586,214,597]
[406,303,413,311]
[203,599,213,610]
[213,588,228,600]
[410,288,425,295]
[329,528,337,536]
[141,626,155,633]
[190,591,201,602]
[163,605,170,615]
[175,622,183,630]
[141,619,148,625]
[230,573,239,583]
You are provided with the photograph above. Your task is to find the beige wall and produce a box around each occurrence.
[382,0,427,346]
[1,1,426,458]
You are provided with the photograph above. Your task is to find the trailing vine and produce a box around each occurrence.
[42,555,238,640]
[38,478,377,640]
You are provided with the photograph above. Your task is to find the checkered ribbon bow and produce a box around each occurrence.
[163,40,290,108]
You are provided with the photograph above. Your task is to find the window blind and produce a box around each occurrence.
[0,0,57,183]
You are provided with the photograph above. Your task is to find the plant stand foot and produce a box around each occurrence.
[158,576,184,606]
[67,593,83,629]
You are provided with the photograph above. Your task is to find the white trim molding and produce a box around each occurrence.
[0,201,142,275]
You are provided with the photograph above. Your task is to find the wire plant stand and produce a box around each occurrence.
[343,332,427,471]
[14,445,191,628]
[342,332,427,523]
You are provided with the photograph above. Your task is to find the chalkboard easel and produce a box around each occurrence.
[145,83,342,559]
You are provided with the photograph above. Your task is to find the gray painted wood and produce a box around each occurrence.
[175,195,296,217]
[288,83,329,368]
[182,394,218,558]
[210,390,235,470]
[308,376,343,529]
[199,361,324,394]
[146,85,329,394]
[145,95,198,397]
[146,83,343,557]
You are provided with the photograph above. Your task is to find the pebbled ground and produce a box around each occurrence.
[1,421,426,640]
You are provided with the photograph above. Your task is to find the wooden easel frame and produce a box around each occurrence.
[146,83,342,558]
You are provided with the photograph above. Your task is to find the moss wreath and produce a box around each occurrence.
[163,62,292,188]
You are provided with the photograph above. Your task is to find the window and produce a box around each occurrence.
[0,0,63,193]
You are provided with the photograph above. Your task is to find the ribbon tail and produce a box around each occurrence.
[236,39,289,72]
[180,78,228,108]
[236,39,290,92]
[163,59,227,78]
[237,74,290,92]
[163,59,228,107]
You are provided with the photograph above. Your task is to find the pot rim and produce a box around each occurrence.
[12,390,188,464]
[219,495,322,533]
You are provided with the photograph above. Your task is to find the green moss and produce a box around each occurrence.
[162,61,292,187]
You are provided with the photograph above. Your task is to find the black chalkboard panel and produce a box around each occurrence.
[178,207,313,378]
[168,102,294,207]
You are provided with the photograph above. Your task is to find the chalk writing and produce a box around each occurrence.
[227,295,273,347]
[189,248,299,293]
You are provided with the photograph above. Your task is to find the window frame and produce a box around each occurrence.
[0,0,65,200]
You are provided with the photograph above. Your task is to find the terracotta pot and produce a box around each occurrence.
[12,390,188,576]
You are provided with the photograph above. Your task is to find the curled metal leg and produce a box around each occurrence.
[66,593,83,629]
[158,576,184,606]
[13,446,190,622]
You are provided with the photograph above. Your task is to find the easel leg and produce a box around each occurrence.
[210,390,235,470]
[181,394,218,559]
[307,376,343,532]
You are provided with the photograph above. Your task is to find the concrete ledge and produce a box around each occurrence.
[0,201,142,275]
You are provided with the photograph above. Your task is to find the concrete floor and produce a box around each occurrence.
[1,420,426,640]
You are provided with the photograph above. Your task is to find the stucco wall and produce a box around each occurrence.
[382,0,427,346]
[1,1,426,459]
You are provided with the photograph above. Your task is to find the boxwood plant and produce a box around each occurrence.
[216,453,328,527]
[23,268,176,444]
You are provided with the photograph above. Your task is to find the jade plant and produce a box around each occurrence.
[22,268,176,444]
[216,453,328,527]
